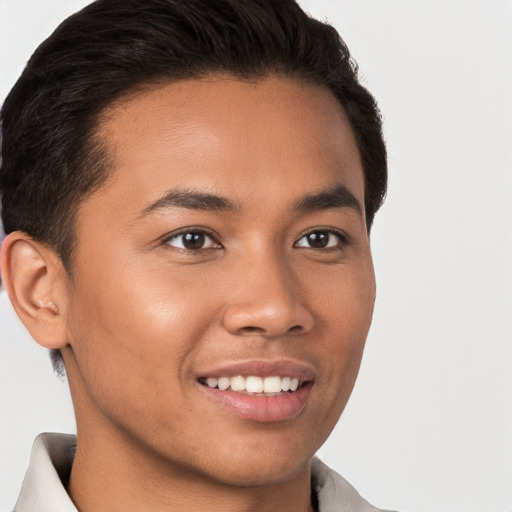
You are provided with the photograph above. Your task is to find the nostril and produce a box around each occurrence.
[237,324,305,337]
[238,326,266,335]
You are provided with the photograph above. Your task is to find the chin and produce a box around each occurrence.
[202,455,312,488]
[189,435,317,487]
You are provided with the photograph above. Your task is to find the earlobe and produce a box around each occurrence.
[1,232,69,349]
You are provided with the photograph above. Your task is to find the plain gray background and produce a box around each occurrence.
[1,1,511,511]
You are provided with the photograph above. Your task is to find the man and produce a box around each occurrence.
[0,0,391,510]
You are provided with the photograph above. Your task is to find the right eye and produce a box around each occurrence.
[164,230,221,251]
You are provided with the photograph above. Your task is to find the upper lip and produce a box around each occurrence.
[197,360,316,381]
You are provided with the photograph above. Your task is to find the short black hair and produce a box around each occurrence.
[0,0,387,373]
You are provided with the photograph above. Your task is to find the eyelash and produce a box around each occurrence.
[162,227,349,252]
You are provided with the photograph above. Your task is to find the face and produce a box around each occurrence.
[63,75,376,486]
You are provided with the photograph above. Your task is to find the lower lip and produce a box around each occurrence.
[200,382,312,422]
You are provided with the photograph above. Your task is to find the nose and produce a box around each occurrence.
[221,252,314,338]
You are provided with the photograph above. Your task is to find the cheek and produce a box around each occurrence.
[309,255,376,338]
[71,250,214,344]
[66,260,217,415]
[307,258,375,414]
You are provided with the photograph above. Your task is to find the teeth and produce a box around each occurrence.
[206,377,218,388]
[263,376,281,393]
[230,376,245,391]
[217,377,230,391]
[203,375,303,394]
[246,376,263,393]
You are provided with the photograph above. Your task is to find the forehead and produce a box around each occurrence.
[88,75,364,217]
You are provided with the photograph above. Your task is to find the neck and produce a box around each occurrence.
[68,426,315,512]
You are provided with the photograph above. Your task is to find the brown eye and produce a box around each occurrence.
[295,230,344,249]
[166,230,219,250]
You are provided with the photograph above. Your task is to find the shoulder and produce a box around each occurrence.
[312,458,399,512]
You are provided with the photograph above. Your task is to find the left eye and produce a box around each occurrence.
[165,231,220,251]
[295,230,344,249]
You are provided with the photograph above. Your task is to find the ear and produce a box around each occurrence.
[1,232,69,349]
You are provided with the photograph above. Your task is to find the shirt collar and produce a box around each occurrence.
[15,433,77,512]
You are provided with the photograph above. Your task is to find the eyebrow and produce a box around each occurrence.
[139,188,237,217]
[294,185,362,215]
[139,184,362,218]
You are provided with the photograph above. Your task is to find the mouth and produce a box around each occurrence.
[196,361,315,422]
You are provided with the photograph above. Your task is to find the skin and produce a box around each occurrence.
[2,75,376,512]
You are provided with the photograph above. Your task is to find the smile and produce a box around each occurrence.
[198,375,301,395]
[197,361,315,422]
